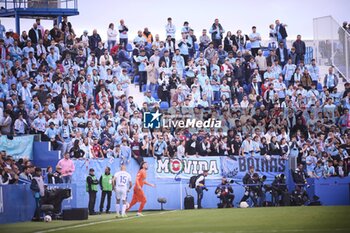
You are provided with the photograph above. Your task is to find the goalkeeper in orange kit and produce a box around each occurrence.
[126,161,155,216]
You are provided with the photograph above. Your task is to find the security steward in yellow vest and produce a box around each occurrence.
[86,168,99,215]
[99,166,113,213]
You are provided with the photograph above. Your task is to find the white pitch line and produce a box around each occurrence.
[34,210,177,233]
[208,228,350,233]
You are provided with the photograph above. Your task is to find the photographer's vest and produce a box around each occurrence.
[86,175,98,192]
[101,174,113,191]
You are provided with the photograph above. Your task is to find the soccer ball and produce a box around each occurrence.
[44,215,52,222]
[239,202,249,208]
[125,202,130,209]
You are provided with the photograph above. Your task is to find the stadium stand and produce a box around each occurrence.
[0,14,350,223]
[0,15,349,180]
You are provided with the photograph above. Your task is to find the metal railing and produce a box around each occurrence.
[313,15,350,81]
[304,47,314,65]
[0,0,77,10]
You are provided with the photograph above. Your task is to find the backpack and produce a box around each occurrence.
[189,175,201,189]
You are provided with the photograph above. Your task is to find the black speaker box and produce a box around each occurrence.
[62,208,89,220]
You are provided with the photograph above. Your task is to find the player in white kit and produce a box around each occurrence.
[112,165,132,218]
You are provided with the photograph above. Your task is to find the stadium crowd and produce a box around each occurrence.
[0,17,350,185]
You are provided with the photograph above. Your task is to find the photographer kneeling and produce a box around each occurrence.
[240,166,265,207]
[271,174,288,206]
[215,177,234,208]
[247,173,265,207]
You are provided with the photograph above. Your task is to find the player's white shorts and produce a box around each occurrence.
[115,187,128,200]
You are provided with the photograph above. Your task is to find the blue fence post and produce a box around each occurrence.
[15,11,20,34]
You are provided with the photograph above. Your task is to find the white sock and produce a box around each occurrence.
[122,204,126,215]
[116,203,120,215]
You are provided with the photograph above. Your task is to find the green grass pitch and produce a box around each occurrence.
[1,206,350,233]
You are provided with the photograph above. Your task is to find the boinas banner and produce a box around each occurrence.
[221,156,288,181]
[155,156,288,181]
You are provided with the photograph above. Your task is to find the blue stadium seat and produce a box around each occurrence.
[194,43,199,51]
[263,50,269,57]
[268,42,277,50]
[146,43,153,50]
[142,85,147,92]
[152,91,159,100]
[151,89,157,96]
[212,100,220,105]
[245,42,251,50]
[160,101,169,110]
[126,43,133,52]
[133,75,139,85]
[317,82,323,92]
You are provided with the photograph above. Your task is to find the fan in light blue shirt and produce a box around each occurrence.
[46,50,59,69]
[306,154,317,175]
[197,68,209,89]
[137,55,148,72]
[307,63,320,82]
[313,162,325,178]
[249,31,261,48]
[153,138,167,157]
[120,139,131,165]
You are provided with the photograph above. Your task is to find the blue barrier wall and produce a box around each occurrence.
[1,157,349,224]
[0,185,34,224]
[307,178,350,205]
[0,184,76,224]
[33,142,61,168]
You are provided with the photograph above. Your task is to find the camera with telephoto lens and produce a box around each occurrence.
[260,175,267,183]
[225,180,234,185]
[275,174,285,180]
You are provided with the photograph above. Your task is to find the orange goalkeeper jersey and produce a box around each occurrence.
[135,169,146,189]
